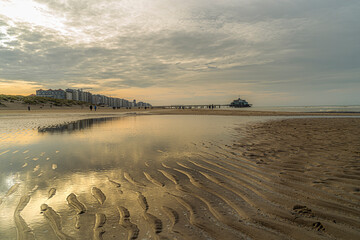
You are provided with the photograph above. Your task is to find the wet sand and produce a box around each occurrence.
[0,110,359,239]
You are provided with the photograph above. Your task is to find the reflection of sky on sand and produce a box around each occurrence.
[0,115,264,239]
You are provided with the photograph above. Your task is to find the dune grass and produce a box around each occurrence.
[0,94,88,107]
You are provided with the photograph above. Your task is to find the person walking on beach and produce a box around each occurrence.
[90,105,93,111]
[27,105,30,111]
[94,105,97,111]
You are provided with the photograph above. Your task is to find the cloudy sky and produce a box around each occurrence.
[0,0,359,106]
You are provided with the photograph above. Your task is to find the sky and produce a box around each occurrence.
[0,0,359,106]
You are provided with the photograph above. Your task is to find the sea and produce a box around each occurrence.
[218,105,360,113]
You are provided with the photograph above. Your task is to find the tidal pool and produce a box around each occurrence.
[0,114,266,240]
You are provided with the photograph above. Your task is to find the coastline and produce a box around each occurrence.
[1,107,360,117]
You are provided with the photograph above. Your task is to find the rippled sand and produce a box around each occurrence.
[0,115,359,239]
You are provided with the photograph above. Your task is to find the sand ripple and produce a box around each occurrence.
[91,187,106,205]
[41,204,72,240]
[66,193,86,214]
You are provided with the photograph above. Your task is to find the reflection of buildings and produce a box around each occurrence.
[38,118,116,133]
[35,88,152,108]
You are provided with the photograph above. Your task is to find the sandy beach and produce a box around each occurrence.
[0,108,359,239]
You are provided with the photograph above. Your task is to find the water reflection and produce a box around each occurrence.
[38,117,118,134]
[0,115,262,239]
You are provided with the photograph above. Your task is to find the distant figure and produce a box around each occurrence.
[90,105,93,111]
[94,105,97,111]
[27,105,30,111]
[113,106,116,110]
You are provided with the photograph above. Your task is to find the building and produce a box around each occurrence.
[66,91,73,100]
[36,88,152,107]
[36,89,66,99]
[229,97,251,108]
[65,89,79,101]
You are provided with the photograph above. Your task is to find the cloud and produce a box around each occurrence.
[0,0,359,105]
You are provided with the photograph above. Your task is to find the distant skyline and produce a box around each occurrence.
[1,0,359,106]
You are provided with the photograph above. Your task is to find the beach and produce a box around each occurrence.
[0,108,359,239]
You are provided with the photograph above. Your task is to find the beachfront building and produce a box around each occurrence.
[36,88,151,107]
[82,91,92,103]
[36,89,66,99]
[65,89,79,101]
[66,91,73,100]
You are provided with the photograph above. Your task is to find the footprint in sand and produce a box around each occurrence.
[312,222,325,231]
[292,205,314,217]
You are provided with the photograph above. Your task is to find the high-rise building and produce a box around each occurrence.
[36,89,66,99]
[36,88,151,107]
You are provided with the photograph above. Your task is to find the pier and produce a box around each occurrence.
[153,104,230,109]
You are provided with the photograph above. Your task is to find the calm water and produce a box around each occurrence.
[219,105,360,113]
[0,114,269,239]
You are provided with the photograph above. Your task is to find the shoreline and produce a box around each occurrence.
[1,107,360,117]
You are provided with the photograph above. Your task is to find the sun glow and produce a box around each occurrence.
[0,0,67,29]
[0,79,43,95]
